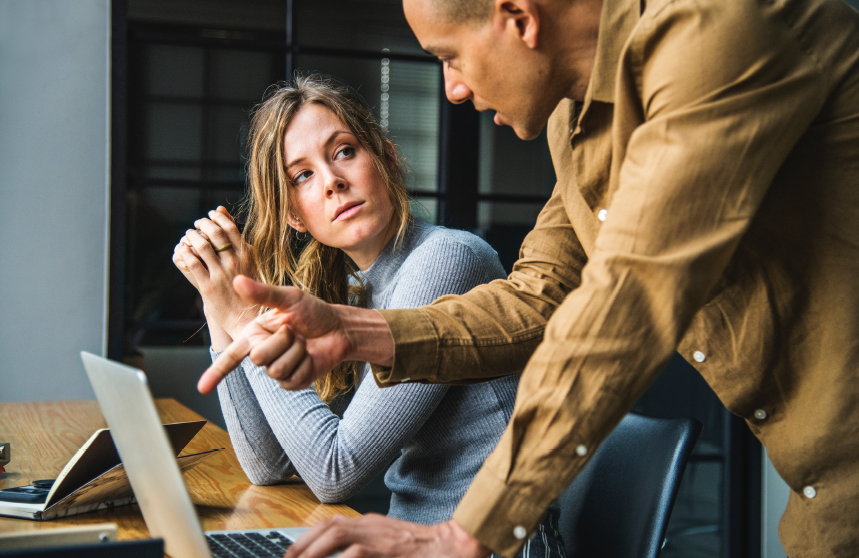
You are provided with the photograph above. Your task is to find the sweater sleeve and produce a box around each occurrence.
[216,359,296,485]
[214,229,507,502]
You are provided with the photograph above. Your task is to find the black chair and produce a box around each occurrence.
[557,413,702,558]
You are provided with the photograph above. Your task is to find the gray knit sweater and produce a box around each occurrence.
[215,218,520,525]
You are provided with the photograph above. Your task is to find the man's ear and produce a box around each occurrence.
[287,212,307,233]
[495,0,540,49]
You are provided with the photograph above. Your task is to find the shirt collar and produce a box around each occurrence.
[589,0,642,103]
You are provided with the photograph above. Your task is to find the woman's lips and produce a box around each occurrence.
[336,202,364,221]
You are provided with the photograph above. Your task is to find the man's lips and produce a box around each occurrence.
[335,201,364,221]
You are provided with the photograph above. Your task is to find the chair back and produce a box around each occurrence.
[558,413,702,558]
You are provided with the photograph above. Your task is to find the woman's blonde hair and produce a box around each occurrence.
[242,74,411,403]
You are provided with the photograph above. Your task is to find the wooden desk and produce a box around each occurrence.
[0,399,359,542]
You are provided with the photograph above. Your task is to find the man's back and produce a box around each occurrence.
[541,0,859,553]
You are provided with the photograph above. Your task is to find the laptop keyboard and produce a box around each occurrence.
[206,531,293,557]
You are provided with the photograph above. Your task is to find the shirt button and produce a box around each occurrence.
[754,409,768,421]
[693,351,706,363]
[597,208,608,221]
[803,486,817,499]
[513,526,527,540]
[575,444,588,456]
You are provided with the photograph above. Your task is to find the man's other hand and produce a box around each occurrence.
[284,516,491,558]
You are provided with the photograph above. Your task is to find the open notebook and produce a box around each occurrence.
[0,420,222,520]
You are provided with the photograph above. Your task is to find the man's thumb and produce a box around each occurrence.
[233,275,301,310]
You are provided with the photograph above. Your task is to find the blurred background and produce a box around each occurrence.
[6,0,856,555]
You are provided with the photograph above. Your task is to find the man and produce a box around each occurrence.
[200,0,859,556]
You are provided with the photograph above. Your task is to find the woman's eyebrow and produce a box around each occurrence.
[285,130,352,169]
[284,155,306,170]
[325,129,351,147]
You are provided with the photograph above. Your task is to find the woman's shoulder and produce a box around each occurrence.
[406,219,504,272]
[384,219,507,299]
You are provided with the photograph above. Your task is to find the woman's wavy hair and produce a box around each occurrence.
[242,74,411,403]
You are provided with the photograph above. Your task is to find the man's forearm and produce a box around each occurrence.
[338,305,396,367]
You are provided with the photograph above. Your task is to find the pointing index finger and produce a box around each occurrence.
[198,334,251,394]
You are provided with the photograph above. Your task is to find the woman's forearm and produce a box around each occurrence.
[241,359,449,503]
[215,357,297,484]
[205,307,234,351]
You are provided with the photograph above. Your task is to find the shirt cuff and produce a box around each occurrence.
[453,466,552,558]
[370,308,439,387]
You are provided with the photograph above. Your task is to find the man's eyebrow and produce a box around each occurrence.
[422,45,450,58]
[285,130,351,170]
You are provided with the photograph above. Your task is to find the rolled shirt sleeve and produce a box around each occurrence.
[373,180,587,387]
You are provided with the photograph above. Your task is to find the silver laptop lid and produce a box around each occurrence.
[81,351,211,558]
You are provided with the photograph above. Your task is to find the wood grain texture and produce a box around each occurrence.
[0,399,359,547]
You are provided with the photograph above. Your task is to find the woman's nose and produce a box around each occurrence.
[324,174,348,197]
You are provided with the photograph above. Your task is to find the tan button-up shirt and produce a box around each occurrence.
[373,0,859,555]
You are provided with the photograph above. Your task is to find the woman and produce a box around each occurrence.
[173,75,564,557]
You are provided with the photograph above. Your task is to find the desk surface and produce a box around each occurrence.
[0,399,359,541]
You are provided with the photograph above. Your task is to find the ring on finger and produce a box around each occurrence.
[214,242,233,252]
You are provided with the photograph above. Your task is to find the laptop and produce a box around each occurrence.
[80,351,309,558]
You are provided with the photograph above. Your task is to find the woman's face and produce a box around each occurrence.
[284,103,397,270]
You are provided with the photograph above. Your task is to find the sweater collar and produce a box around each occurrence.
[357,218,431,301]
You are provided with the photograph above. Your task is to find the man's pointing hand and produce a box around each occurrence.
[198,275,394,394]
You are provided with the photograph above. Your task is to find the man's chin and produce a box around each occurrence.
[509,120,546,141]
[492,108,549,140]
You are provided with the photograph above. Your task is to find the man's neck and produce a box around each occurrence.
[547,0,603,101]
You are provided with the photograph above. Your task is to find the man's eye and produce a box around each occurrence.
[336,146,355,159]
[294,170,312,184]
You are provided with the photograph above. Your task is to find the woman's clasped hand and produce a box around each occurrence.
[171,206,259,347]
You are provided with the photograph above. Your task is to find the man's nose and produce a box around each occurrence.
[443,66,472,105]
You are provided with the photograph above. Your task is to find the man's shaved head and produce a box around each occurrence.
[433,0,493,24]
[406,0,602,138]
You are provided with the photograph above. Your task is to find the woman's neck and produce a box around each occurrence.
[344,216,401,271]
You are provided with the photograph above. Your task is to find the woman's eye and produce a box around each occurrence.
[335,146,355,159]
[294,170,312,184]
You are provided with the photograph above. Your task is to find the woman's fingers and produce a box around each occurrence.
[207,207,243,249]
[172,248,190,271]
[176,242,209,284]
[215,205,234,220]
[194,217,233,254]
[185,228,222,270]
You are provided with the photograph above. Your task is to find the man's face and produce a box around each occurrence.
[403,0,565,140]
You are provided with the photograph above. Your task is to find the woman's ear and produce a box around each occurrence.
[287,212,307,233]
